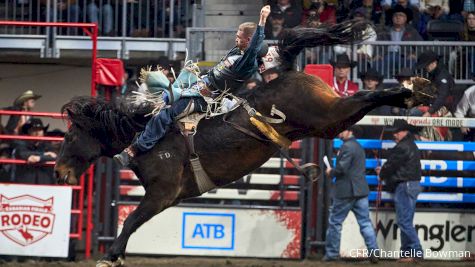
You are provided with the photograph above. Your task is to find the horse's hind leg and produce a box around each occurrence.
[96,190,176,267]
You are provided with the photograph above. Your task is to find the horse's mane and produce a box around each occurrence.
[277,20,373,70]
[61,96,153,145]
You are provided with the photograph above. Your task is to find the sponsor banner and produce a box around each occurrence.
[0,184,72,257]
[357,115,475,128]
[118,206,301,258]
[341,211,475,260]
[334,139,475,152]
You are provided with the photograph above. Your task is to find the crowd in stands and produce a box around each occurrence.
[0,90,65,184]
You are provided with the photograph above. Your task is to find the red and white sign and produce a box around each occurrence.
[118,206,302,258]
[0,184,72,257]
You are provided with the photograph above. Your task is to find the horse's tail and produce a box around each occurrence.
[277,20,374,70]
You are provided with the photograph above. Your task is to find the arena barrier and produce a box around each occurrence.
[331,133,475,260]
[0,110,94,258]
[94,140,313,259]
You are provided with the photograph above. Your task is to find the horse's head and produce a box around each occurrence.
[54,123,102,185]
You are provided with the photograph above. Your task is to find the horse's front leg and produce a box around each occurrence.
[96,190,176,267]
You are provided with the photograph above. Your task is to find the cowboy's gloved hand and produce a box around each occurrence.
[259,5,271,26]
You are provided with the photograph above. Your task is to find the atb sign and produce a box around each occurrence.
[0,184,72,257]
[182,212,235,250]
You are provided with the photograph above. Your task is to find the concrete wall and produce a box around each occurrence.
[0,63,91,131]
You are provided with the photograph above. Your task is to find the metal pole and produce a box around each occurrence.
[85,165,95,259]
[169,0,174,38]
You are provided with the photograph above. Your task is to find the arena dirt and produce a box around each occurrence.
[2,256,475,267]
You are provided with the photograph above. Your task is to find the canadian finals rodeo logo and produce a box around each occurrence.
[0,194,55,246]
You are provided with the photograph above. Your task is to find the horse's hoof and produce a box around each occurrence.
[96,257,125,267]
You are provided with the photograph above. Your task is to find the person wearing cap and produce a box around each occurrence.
[330,54,359,97]
[349,0,384,25]
[265,11,285,39]
[415,50,460,117]
[3,90,41,135]
[269,0,302,28]
[323,126,379,263]
[13,118,57,185]
[377,4,422,76]
[376,119,423,262]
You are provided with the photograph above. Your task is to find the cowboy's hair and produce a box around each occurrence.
[239,22,257,38]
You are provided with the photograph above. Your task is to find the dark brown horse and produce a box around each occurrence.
[54,22,413,266]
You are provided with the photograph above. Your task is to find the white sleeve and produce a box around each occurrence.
[454,92,470,118]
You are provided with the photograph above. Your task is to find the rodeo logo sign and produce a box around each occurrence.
[0,194,55,246]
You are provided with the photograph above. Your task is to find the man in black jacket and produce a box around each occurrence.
[377,119,423,262]
[323,126,378,263]
[415,51,462,117]
[13,118,57,185]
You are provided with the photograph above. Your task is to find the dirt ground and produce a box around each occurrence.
[2,256,475,267]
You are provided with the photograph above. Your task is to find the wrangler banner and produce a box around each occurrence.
[0,184,72,257]
[340,211,475,260]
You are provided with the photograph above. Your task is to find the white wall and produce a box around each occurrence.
[0,63,91,131]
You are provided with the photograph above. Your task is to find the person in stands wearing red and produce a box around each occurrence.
[330,54,359,97]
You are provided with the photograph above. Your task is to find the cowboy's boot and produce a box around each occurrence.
[113,146,136,167]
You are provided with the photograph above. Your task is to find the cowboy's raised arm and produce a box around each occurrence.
[232,5,270,73]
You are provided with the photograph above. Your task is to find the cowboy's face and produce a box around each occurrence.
[392,12,407,27]
[338,129,352,141]
[364,78,379,90]
[236,28,251,50]
[393,130,408,143]
[24,99,36,110]
[335,66,350,79]
[29,128,44,137]
[467,13,475,28]
[263,71,279,83]
[425,61,438,73]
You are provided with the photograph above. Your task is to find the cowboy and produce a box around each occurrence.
[3,90,41,135]
[114,5,271,166]
[359,67,384,91]
[13,118,57,185]
[376,119,423,262]
[323,125,379,263]
[415,50,461,117]
[330,54,359,97]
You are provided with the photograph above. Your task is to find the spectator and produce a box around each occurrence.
[301,0,336,26]
[269,0,302,28]
[415,51,459,117]
[13,118,56,185]
[359,68,392,138]
[383,0,421,28]
[86,0,114,36]
[42,0,81,26]
[349,0,384,25]
[3,90,41,135]
[463,0,475,16]
[377,5,422,75]
[454,84,475,141]
[393,68,426,116]
[46,129,65,154]
[323,126,379,263]
[418,4,446,39]
[330,54,359,97]
[376,119,423,262]
[447,0,464,22]
[463,11,475,41]
[0,145,12,183]
[265,11,286,39]
[360,67,384,91]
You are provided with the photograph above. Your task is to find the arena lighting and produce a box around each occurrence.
[0,21,98,258]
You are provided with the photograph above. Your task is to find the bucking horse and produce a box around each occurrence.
[54,21,413,266]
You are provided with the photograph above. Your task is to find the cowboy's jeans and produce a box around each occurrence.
[394,180,423,258]
[134,96,207,153]
[325,196,378,259]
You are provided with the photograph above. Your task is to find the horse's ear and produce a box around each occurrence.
[65,108,75,120]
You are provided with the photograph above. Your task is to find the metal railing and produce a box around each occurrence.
[0,0,196,38]
[185,28,475,84]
